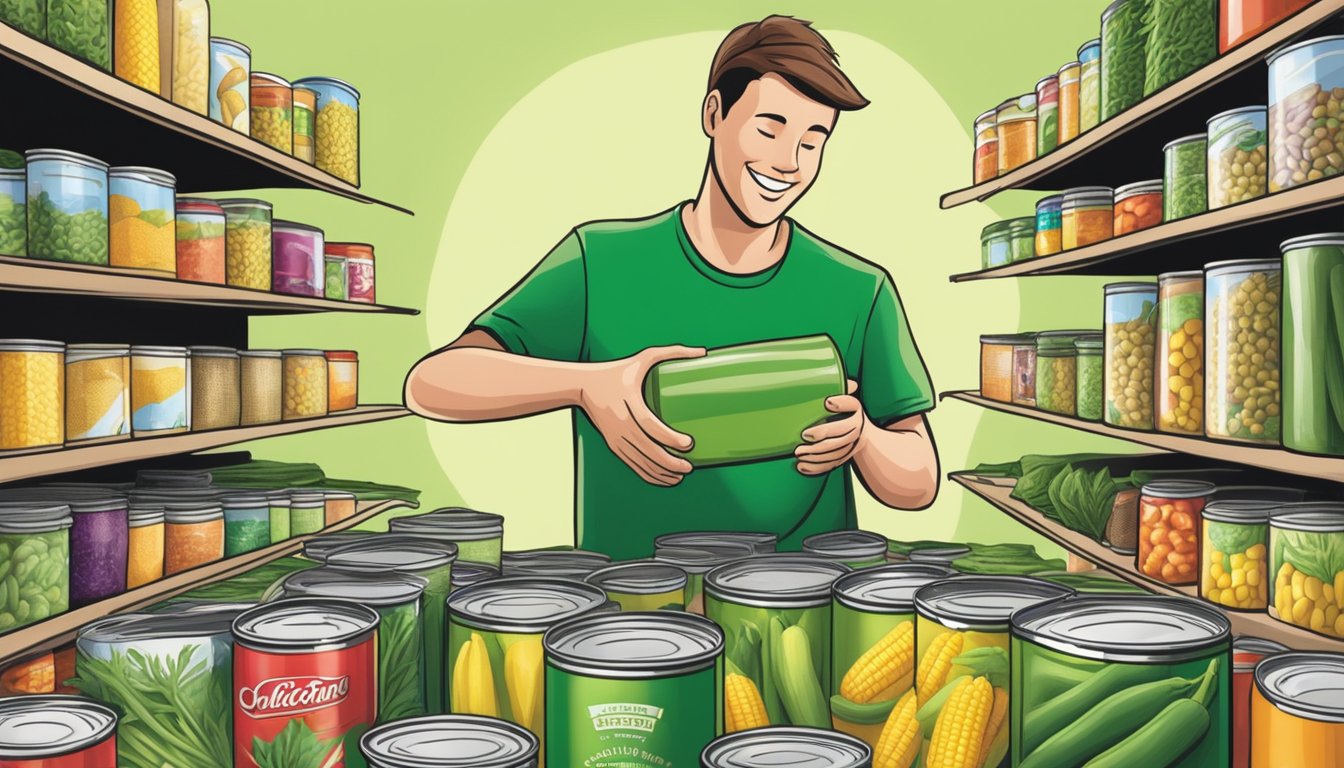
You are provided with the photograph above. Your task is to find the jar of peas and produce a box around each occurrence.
[1075,334,1104,421]
[1104,282,1158,430]
[1205,259,1281,444]
[1036,331,1093,416]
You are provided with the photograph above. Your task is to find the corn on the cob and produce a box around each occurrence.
[725,673,769,732]
[978,686,1008,766]
[925,676,993,768]
[874,689,920,768]
[842,621,915,704]
[504,636,543,732]
[917,631,964,699]
[114,0,160,94]
[452,633,499,717]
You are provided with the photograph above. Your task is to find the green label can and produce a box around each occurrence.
[701,727,872,766]
[544,611,723,768]
[802,530,888,569]
[585,562,688,612]
[654,540,756,615]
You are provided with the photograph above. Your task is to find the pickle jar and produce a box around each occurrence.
[1138,480,1215,586]
[1201,500,1271,610]
[1078,39,1102,133]
[1012,333,1038,407]
[1205,259,1281,444]
[218,198,272,290]
[1207,106,1268,209]
[1269,505,1344,638]
[293,77,361,186]
[0,340,65,452]
[973,109,998,184]
[1267,36,1344,193]
[1104,282,1158,430]
[108,166,176,274]
[996,94,1038,175]
[208,37,250,132]
[0,167,24,258]
[187,346,239,431]
[1058,60,1081,144]
[1252,652,1344,768]
[249,72,293,154]
[1157,271,1206,435]
[174,197,225,284]
[170,0,209,114]
[281,349,328,420]
[1074,334,1104,421]
[292,86,317,164]
[1164,134,1210,220]
[25,149,109,266]
[1035,331,1090,416]
[1034,195,1063,257]
[1113,180,1163,236]
[1061,186,1114,249]
[1036,74,1059,156]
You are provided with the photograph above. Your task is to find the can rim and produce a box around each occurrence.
[24,148,108,170]
[1058,60,1081,75]
[0,695,118,759]
[1202,500,1271,524]
[109,165,177,187]
[1255,651,1344,722]
[359,715,539,768]
[1011,595,1231,662]
[279,567,428,607]
[1207,105,1266,125]
[1114,180,1163,199]
[585,561,688,594]
[0,339,64,352]
[1265,35,1344,68]
[214,198,273,210]
[281,348,327,357]
[448,576,608,633]
[1233,635,1289,671]
[209,36,251,54]
[325,538,458,571]
[1281,233,1344,251]
[233,597,380,652]
[543,611,724,677]
[1271,509,1344,532]
[1140,480,1217,499]
[1204,258,1280,274]
[250,71,292,88]
[292,76,361,99]
[1103,281,1158,295]
[974,108,997,123]
[705,554,851,608]
[240,349,283,358]
[1035,74,1059,91]
[914,575,1074,630]
[1163,134,1208,151]
[1157,270,1205,282]
[1035,194,1064,209]
[979,333,1034,345]
[801,529,888,560]
[187,345,239,358]
[130,345,188,356]
[700,727,872,768]
[832,563,953,613]
[272,219,325,236]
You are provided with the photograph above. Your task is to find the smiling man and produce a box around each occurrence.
[405,16,939,559]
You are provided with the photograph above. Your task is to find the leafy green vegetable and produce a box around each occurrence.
[378,603,426,722]
[1043,465,1118,542]
[969,460,1022,477]
[952,646,1008,688]
[1276,529,1344,584]
[253,718,340,768]
[1207,521,1266,557]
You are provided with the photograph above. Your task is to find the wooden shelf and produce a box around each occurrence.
[0,498,418,666]
[0,24,411,214]
[952,473,1343,651]
[940,1,1343,208]
[951,175,1344,281]
[0,405,410,484]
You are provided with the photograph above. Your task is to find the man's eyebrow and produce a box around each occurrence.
[808,124,831,136]
[755,113,787,124]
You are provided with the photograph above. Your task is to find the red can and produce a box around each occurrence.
[1233,635,1289,768]
[233,598,380,768]
[0,695,117,767]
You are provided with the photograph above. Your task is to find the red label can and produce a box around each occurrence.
[1233,636,1289,768]
[233,598,380,768]
[0,695,117,768]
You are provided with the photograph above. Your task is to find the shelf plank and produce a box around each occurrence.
[940,1,1343,208]
[0,255,419,315]
[0,405,411,484]
[0,24,411,214]
[0,498,419,666]
[950,175,1344,281]
[952,473,1343,651]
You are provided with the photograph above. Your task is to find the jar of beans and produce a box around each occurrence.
[1104,282,1158,431]
[1139,480,1215,586]
[1205,259,1281,444]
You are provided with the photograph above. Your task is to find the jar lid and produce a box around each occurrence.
[325,350,359,362]
[1013,595,1230,662]
[1140,480,1217,499]
[704,554,851,608]
[915,575,1073,631]
[1036,329,1097,352]
[1036,194,1063,211]
[1272,509,1344,533]
[1005,216,1035,234]
[700,728,872,768]
[209,36,251,54]
[1163,134,1207,151]
[279,567,428,607]
[1158,270,1204,283]
[1265,35,1344,68]
[325,242,375,261]
[25,148,108,170]
[250,71,291,88]
[833,563,953,614]
[1205,259,1281,275]
[453,562,501,590]
[215,198,273,211]
[65,343,130,363]
[281,348,326,357]
[544,611,723,677]
[0,167,22,179]
[323,253,347,262]
[321,490,357,500]
[979,334,1033,345]
[1074,336,1104,352]
[292,76,361,99]
[176,197,225,214]
[974,108,997,125]
[1104,281,1157,295]
[128,506,164,527]
[109,165,176,187]
[1062,185,1114,201]
[220,493,268,509]
[1203,500,1272,524]
[0,504,72,534]
[130,345,188,356]
[1208,105,1266,126]
[273,219,325,236]
[233,598,380,652]
[801,530,888,561]
[0,339,64,352]
[1255,652,1344,723]
[1078,38,1101,57]
[1058,60,1081,75]
[1114,180,1163,200]
[1035,73,1058,91]
[585,562,688,595]
[980,219,1012,241]
[287,491,327,508]
[0,696,118,759]
[1212,485,1305,503]
[187,345,239,358]
[448,577,608,633]
[163,503,223,523]
[360,715,539,768]
[240,349,283,358]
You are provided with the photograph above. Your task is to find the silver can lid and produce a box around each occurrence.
[360,715,538,768]
[278,567,428,607]
[448,577,608,633]
[1272,508,1344,532]
[654,531,778,554]
[1203,500,1274,525]
[1140,480,1216,499]
[833,564,953,614]
[326,537,458,573]
[0,696,117,760]
[233,598,380,652]
[915,576,1073,631]
[544,611,723,677]
[700,727,872,768]
[802,530,887,562]
[390,508,504,541]
[302,531,375,561]
[1012,595,1230,662]
[705,554,851,608]
[78,606,244,644]
[1255,652,1344,723]
[163,503,223,523]
[502,548,611,567]
[585,562,688,595]
[452,562,500,590]
[654,543,756,574]
[109,165,176,187]
[1282,232,1344,252]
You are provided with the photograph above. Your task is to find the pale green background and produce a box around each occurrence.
[217,0,1135,555]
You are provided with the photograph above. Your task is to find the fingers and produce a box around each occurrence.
[824,394,863,415]
[795,435,858,463]
[643,345,707,365]
[846,379,859,395]
[801,414,861,443]
[621,426,692,475]
[797,457,845,476]
[614,439,684,486]
[630,402,695,453]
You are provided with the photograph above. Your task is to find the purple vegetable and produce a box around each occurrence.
[69,503,129,606]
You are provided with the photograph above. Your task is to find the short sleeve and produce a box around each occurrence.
[470,231,586,361]
[859,277,935,425]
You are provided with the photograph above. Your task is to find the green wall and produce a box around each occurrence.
[218,0,1137,554]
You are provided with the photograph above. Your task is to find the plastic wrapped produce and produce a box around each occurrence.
[1207,107,1268,209]
[294,77,361,186]
[1206,259,1281,443]
[1145,0,1217,96]
[1157,271,1205,434]
[47,0,110,69]
[1079,39,1102,133]
[171,0,209,114]
[1268,36,1344,192]
[114,0,159,93]
[1104,283,1157,430]
[25,149,109,266]
[1101,0,1148,121]
[1281,234,1344,455]
[995,94,1037,174]
[1036,75,1058,156]
[973,109,997,184]
[1164,135,1209,220]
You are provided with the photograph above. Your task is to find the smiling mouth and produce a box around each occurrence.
[748,167,797,194]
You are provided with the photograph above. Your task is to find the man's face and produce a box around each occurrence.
[707,73,838,227]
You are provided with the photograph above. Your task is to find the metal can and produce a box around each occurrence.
[802,530,888,568]
[503,549,613,580]
[654,542,755,614]
[829,564,952,749]
[700,727,872,767]
[452,561,501,592]
[654,531,778,554]
[544,611,723,767]
[389,508,504,567]
[361,714,539,768]
[302,530,376,561]
[906,545,971,566]
[0,695,118,765]
[1234,636,1289,768]
[585,562,688,612]
[1252,651,1344,767]
[232,598,379,768]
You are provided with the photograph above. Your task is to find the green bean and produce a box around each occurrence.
[0,0,44,37]
[45,0,109,70]
[1101,0,1148,121]
[1144,0,1216,96]
[1022,663,1168,755]
[1084,659,1220,767]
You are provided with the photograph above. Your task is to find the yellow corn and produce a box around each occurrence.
[504,637,543,732]
[916,631,964,699]
[874,689,920,768]
[842,621,915,704]
[978,686,1008,766]
[114,0,161,94]
[452,633,499,717]
[725,673,769,733]
[925,676,993,768]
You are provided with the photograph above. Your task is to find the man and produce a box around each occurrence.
[406,15,938,559]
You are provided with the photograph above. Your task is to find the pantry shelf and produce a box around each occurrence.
[939,0,1343,208]
[0,497,418,667]
[0,24,412,214]
[951,473,1343,651]
[0,405,410,484]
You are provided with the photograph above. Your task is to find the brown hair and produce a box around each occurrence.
[709,15,868,116]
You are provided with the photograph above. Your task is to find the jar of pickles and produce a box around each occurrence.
[1012,333,1038,407]
[1164,134,1210,220]
[0,340,65,452]
[272,220,325,297]
[1268,36,1344,193]
[324,253,348,300]
[980,335,1016,403]
[208,37,250,132]
[1058,61,1081,144]
[25,149,109,266]
[249,73,293,154]
[1104,282,1157,430]
[218,198,272,290]
[1036,74,1059,156]
[1207,107,1268,209]
[293,77,361,186]
[282,349,328,420]
[1061,187,1114,250]
[240,349,281,425]
[1113,180,1163,235]
[1137,480,1214,586]
[1157,271,1206,434]
[175,197,225,283]
[293,87,317,164]
[170,0,209,114]
[1074,334,1104,421]
[996,94,1037,175]
[1079,39,1102,133]
[188,346,239,431]
[108,166,176,274]
[1035,195,1062,257]
[325,351,358,412]
[1269,505,1344,638]
[0,167,25,257]
[329,242,375,303]
[1201,500,1270,610]
[973,109,997,184]
[1036,331,1089,416]
[1206,259,1281,443]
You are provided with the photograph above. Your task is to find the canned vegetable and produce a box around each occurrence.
[585,562,687,611]
[802,530,888,568]
[1251,651,1344,767]
[1234,636,1288,768]
[360,714,538,768]
[390,508,504,566]
[700,726,871,767]
[0,695,117,764]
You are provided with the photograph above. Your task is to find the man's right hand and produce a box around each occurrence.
[579,345,706,486]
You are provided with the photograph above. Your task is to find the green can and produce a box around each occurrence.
[643,335,846,467]
[701,727,872,767]
[655,541,756,614]
[448,577,608,755]
[360,715,539,767]
[544,611,723,768]
[654,531,778,555]
[288,492,326,537]
[267,492,291,544]
[829,564,951,751]
[585,562,687,611]
[802,530,888,568]
[1281,234,1344,456]
[704,554,850,729]
[453,561,500,592]
[502,548,611,580]
[390,508,505,566]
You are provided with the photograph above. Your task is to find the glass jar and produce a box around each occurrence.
[1036,331,1090,416]
[113,0,160,93]
[1034,195,1063,257]
[108,166,175,274]
[1281,234,1344,456]
[1269,505,1344,637]
[1012,333,1038,407]
[288,492,325,536]
[267,491,290,543]
[1158,271,1206,434]
[163,502,223,575]
[1113,180,1163,236]
[320,490,356,525]
[239,349,281,425]
[170,0,209,114]
[293,77,361,186]
[218,198,272,290]
[980,335,1017,403]
[1075,334,1104,421]
[1222,0,1314,53]
[1146,0,1217,96]
[282,349,328,420]
[326,350,358,412]
[1206,259,1281,444]
[323,254,348,300]
[1201,501,1270,610]
[0,505,71,631]
[0,0,44,38]
[996,94,1037,174]
[271,220,325,297]
[47,0,110,69]
[207,37,250,132]
[1058,61,1081,144]
[329,242,375,302]
[174,197,225,283]
[67,496,129,607]
[1208,107,1268,209]
[249,72,293,154]
[25,149,109,265]
[1101,0,1148,121]
[981,220,1010,269]
[973,109,997,184]
[1036,74,1059,156]
[1061,186,1114,249]
[1138,480,1215,585]
[64,343,130,444]
[130,345,189,436]
[1164,135,1209,220]
[1252,652,1344,768]
[221,494,269,556]
[292,86,317,164]
[0,340,65,452]
[1104,282,1158,430]
[0,167,25,257]
[1078,39,1102,133]
[187,346,239,431]
[126,505,164,589]
[1268,36,1344,192]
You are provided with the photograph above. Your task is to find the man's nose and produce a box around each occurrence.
[770,142,800,175]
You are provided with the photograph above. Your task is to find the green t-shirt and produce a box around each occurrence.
[472,205,934,560]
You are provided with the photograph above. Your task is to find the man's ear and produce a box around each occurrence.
[703,91,722,139]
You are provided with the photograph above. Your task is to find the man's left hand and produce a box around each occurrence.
[795,379,865,476]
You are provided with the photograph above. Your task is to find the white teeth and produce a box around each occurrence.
[748,168,795,193]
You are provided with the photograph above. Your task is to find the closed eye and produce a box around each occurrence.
[802,143,817,151]
[757,128,775,139]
